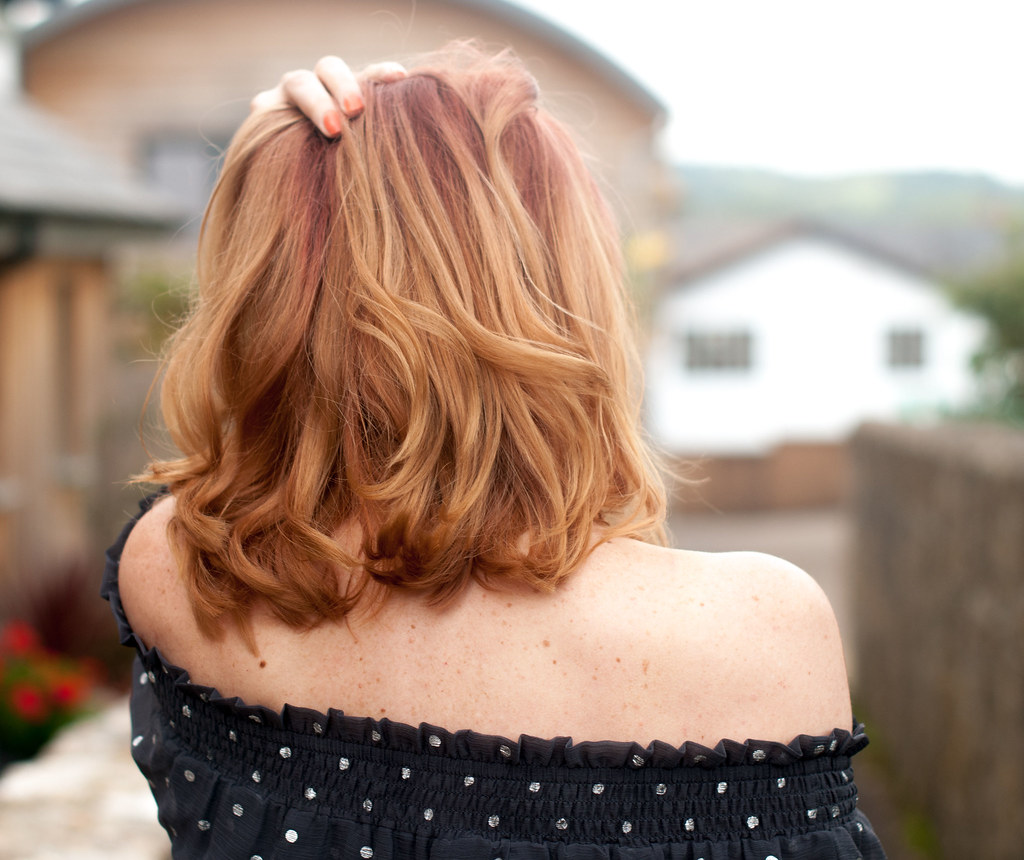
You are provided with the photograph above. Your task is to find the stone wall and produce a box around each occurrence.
[850,422,1024,860]
[672,441,849,511]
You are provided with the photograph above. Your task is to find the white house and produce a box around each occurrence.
[645,220,985,457]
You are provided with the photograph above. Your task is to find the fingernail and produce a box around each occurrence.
[323,109,342,136]
[342,94,364,116]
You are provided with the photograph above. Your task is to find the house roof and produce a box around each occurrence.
[664,216,1010,288]
[19,0,666,121]
[0,93,183,224]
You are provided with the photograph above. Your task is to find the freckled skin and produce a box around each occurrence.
[120,495,853,747]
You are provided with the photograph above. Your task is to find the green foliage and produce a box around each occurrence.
[949,232,1024,420]
[116,268,193,358]
[903,811,942,859]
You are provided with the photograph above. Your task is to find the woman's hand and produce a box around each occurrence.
[250,57,407,137]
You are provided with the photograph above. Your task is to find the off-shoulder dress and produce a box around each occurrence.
[103,492,886,859]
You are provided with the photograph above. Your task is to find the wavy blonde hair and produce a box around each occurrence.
[144,45,666,638]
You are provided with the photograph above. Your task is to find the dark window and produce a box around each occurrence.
[684,331,753,371]
[888,329,925,368]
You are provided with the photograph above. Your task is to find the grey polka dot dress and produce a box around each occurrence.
[104,492,886,859]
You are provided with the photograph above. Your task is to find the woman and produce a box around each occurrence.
[105,46,885,859]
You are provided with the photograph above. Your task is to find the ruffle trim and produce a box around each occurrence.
[105,489,870,771]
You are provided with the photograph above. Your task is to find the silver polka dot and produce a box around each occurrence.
[169,720,175,728]
[693,754,707,764]
[200,692,210,702]
[184,770,195,782]
[746,815,759,829]
[339,757,350,771]
[181,705,192,718]
[197,819,210,831]
[813,744,826,755]
[250,855,263,860]
[842,770,851,783]
[305,787,316,800]
[529,781,541,792]
[139,672,149,685]
[401,767,411,779]
[499,744,512,758]
[776,777,786,789]
[684,818,695,832]
[555,818,568,830]
[371,730,382,742]
[655,783,667,795]
[132,735,143,748]
[232,804,244,817]
[752,749,767,762]
[228,730,237,742]
[147,670,157,683]
[631,754,644,767]
[423,808,434,821]
[251,770,261,783]
[831,805,840,818]
[363,798,373,812]
[829,738,838,752]
[622,821,632,834]
[464,775,475,786]
[592,783,604,795]
[716,781,727,794]
[856,822,864,832]
[285,828,298,843]
[313,722,323,735]
[248,714,262,724]
[767,856,780,860]
[488,814,500,828]
[279,746,291,759]
[807,808,818,820]
[360,849,374,859]
[428,734,441,748]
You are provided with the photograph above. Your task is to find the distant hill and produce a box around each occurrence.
[675,165,1024,228]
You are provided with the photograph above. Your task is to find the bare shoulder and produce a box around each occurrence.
[580,539,853,742]
[118,494,193,651]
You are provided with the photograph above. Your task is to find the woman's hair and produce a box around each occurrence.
[144,44,667,638]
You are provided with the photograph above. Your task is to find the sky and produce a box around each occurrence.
[512,0,1024,185]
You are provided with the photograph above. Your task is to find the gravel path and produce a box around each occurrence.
[0,698,168,860]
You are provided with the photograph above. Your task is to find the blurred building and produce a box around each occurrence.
[646,218,985,509]
[0,14,179,587]
[16,0,674,243]
[1,0,675,571]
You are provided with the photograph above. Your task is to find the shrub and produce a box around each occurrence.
[0,620,101,764]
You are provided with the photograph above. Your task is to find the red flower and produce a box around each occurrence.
[0,620,39,656]
[9,683,48,722]
[50,675,87,709]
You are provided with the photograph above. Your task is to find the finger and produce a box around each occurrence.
[250,85,288,113]
[279,68,348,137]
[314,55,366,119]
[362,61,408,84]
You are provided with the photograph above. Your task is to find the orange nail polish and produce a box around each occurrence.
[323,109,342,136]
[342,94,364,116]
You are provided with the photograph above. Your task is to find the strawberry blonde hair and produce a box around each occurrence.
[144,45,666,638]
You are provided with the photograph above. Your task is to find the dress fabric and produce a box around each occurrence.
[103,491,887,860]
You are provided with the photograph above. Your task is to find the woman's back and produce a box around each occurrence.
[108,45,883,857]
[120,493,852,750]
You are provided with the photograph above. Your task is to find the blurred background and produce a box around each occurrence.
[0,1,1022,858]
